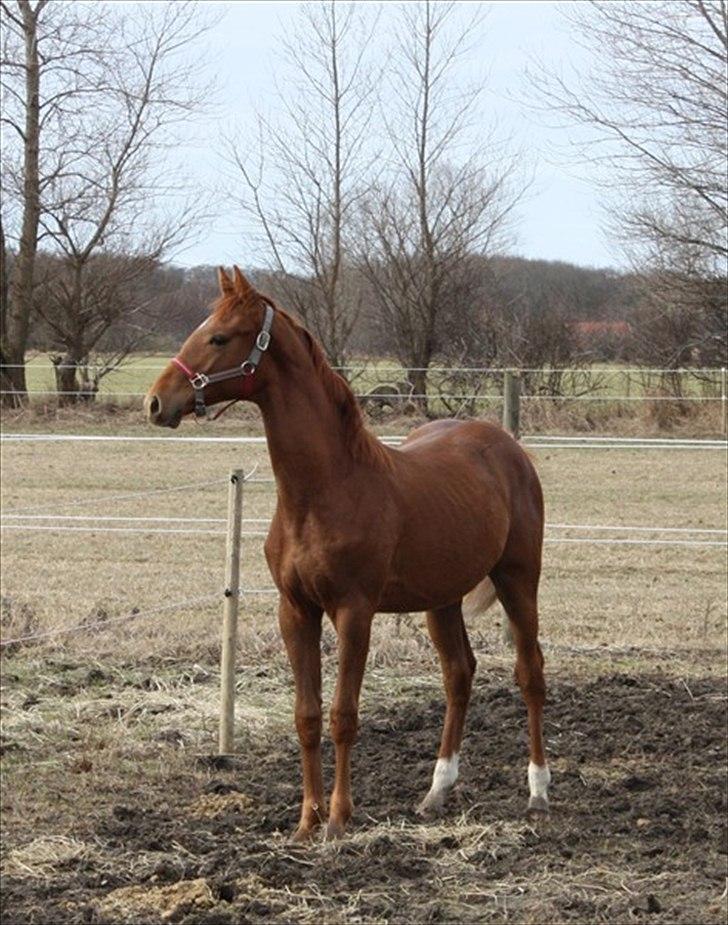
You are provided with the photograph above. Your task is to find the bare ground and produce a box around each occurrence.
[1,654,726,925]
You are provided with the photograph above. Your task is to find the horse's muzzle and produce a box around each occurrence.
[144,392,181,428]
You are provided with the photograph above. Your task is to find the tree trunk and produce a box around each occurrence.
[51,352,100,405]
[52,355,80,406]
[2,1,43,407]
[77,361,99,403]
[407,366,429,415]
[0,216,19,406]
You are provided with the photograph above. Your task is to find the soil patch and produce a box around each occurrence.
[2,670,726,924]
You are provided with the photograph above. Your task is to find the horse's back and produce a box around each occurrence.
[397,418,537,488]
[399,417,513,451]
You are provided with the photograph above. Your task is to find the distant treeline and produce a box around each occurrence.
[2,247,725,405]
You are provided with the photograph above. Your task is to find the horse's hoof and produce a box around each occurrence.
[324,820,346,841]
[527,796,550,822]
[291,825,317,844]
[416,791,446,818]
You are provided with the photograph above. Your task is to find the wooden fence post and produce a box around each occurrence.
[722,368,726,437]
[503,370,521,439]
[219,468,244,755]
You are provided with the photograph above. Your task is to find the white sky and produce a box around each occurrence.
[173,1,618,270]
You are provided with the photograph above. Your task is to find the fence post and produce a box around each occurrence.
[722,368,726,437]
[503,370,521,439]
[219,468,244,755]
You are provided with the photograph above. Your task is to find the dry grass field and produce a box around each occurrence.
[1,417,726,924]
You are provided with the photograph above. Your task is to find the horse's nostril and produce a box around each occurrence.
[148,395,161,417]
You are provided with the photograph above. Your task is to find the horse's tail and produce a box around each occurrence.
[462,576,514,647]
[462,577,498,618]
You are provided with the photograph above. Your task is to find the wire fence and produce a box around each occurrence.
[0,594,222,648]
[1,443,726,650]
[2,513,725,533]
[2,527,726,548]
[2,389,725,403]
[0,465,266,650]
[2,517,725,547]
[2,433,726,451]
[3,363,726,411]
[4,363,725,372]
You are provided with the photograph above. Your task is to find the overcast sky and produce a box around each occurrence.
[175,1,618,271]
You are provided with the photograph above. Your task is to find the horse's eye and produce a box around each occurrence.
[209,334,228,346]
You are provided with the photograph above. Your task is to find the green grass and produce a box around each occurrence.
[21,352,725,406]
[23,353,171,398]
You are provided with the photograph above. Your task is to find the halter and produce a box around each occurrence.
[171,303,275,417]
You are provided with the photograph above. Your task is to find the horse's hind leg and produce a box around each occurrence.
[490,564,550,816]
[418,603,475,815]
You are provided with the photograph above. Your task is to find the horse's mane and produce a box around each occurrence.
[278,305,393,471]
[213,292,392,471]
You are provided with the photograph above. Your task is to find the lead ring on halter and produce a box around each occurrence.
[171,303,275,417]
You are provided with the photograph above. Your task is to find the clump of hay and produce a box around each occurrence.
[95,878,213,923]
[187,791,254,818]
[4,835,93,879]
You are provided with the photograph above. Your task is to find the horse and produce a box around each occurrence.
[145,266,550,840]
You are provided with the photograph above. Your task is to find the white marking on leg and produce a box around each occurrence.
[432,753,459,792]
[528,761,551,807]
[419,752,459,813]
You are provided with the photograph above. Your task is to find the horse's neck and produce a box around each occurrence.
[258,376,352,509]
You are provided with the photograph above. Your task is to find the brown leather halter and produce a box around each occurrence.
[171,304,275,417]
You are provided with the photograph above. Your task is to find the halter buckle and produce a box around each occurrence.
[256,330,271,351]
[240,360,256,376]
[190,372,209,390]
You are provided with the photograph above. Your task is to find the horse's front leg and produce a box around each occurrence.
[327,600,374,839]
[278,596,325,842]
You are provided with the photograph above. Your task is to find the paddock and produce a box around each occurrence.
[1,427,726,923]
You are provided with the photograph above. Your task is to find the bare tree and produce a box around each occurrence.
[626,266,726,392]
[0,212,10,382]
[358,1,526,410]
[34,252,163,403]
[0,0,214,405]
[229,1,377,368]
[530,0,727,365]
[0,0,47,404]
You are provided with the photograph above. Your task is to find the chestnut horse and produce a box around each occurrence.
[145,266,550,840]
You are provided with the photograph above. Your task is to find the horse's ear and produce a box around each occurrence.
[233,265,257,300]
[217,266,235,296]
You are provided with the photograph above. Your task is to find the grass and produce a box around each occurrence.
[0,427,725,663]
[18,351,727,419]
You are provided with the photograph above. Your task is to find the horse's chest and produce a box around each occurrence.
[266,520,389,606]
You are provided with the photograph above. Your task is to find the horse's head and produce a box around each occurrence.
[145,266,274,427]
